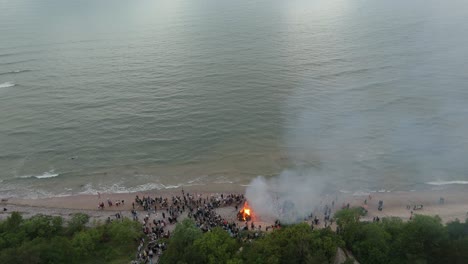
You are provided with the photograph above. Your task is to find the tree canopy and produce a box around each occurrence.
[1,210,467,264]
[0,212,140,264]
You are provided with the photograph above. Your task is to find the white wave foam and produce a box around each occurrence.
[377,189,391,193]
[79,182,180,195]
[212,175,234,184]
[35,171,59,179]
[0,82,15,88]
[161,184,181,189]
[213,180,233,184]
[12,70,30,73]
[343,189,392,195]
[426,180,468,186]
[187,176,208,184]
[17,170,59,179]
[129,183,167,192]
[0,186,56,199]
[80,183,99,195]
[0,70,30,75]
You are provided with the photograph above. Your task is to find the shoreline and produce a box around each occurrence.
[2,185,467,225]
[2,178,468,201]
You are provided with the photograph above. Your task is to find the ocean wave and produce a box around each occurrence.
[0,185,57,199]
[17,170,59,179]
[213,180,234,184]
[187,176,208,184]
[0,69,30,76]
[0,82,15,88]
[79,182,183,195]
[212,175,234,184]
[161,184,181,189]
[0,58,36,66]
[343,189,392,195]
[376,189,391,193]
[426,180,468,186]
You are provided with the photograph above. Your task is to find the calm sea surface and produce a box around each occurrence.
[1,0,468,197]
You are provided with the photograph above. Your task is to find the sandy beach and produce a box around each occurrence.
[2,184,467,227]
[345,188,468,223]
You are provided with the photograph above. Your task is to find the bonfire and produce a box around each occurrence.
[237,201,252,221]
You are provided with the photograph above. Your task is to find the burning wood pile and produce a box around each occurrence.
[237,201,252,221]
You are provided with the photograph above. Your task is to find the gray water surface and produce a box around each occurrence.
[1,0,468,197]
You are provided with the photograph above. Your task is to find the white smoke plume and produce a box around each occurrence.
[245,169,328,224]
[245,84,335,223]
[245,61,468,223]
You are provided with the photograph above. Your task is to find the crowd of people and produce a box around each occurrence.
[127,190,247,264]
[102,190,349,264]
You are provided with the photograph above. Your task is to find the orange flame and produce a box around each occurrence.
[238,201,252,221]
[244,208,251,216]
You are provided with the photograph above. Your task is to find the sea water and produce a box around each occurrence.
[1,0,468,197]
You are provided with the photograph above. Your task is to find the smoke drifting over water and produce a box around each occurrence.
[246,74,468,222]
